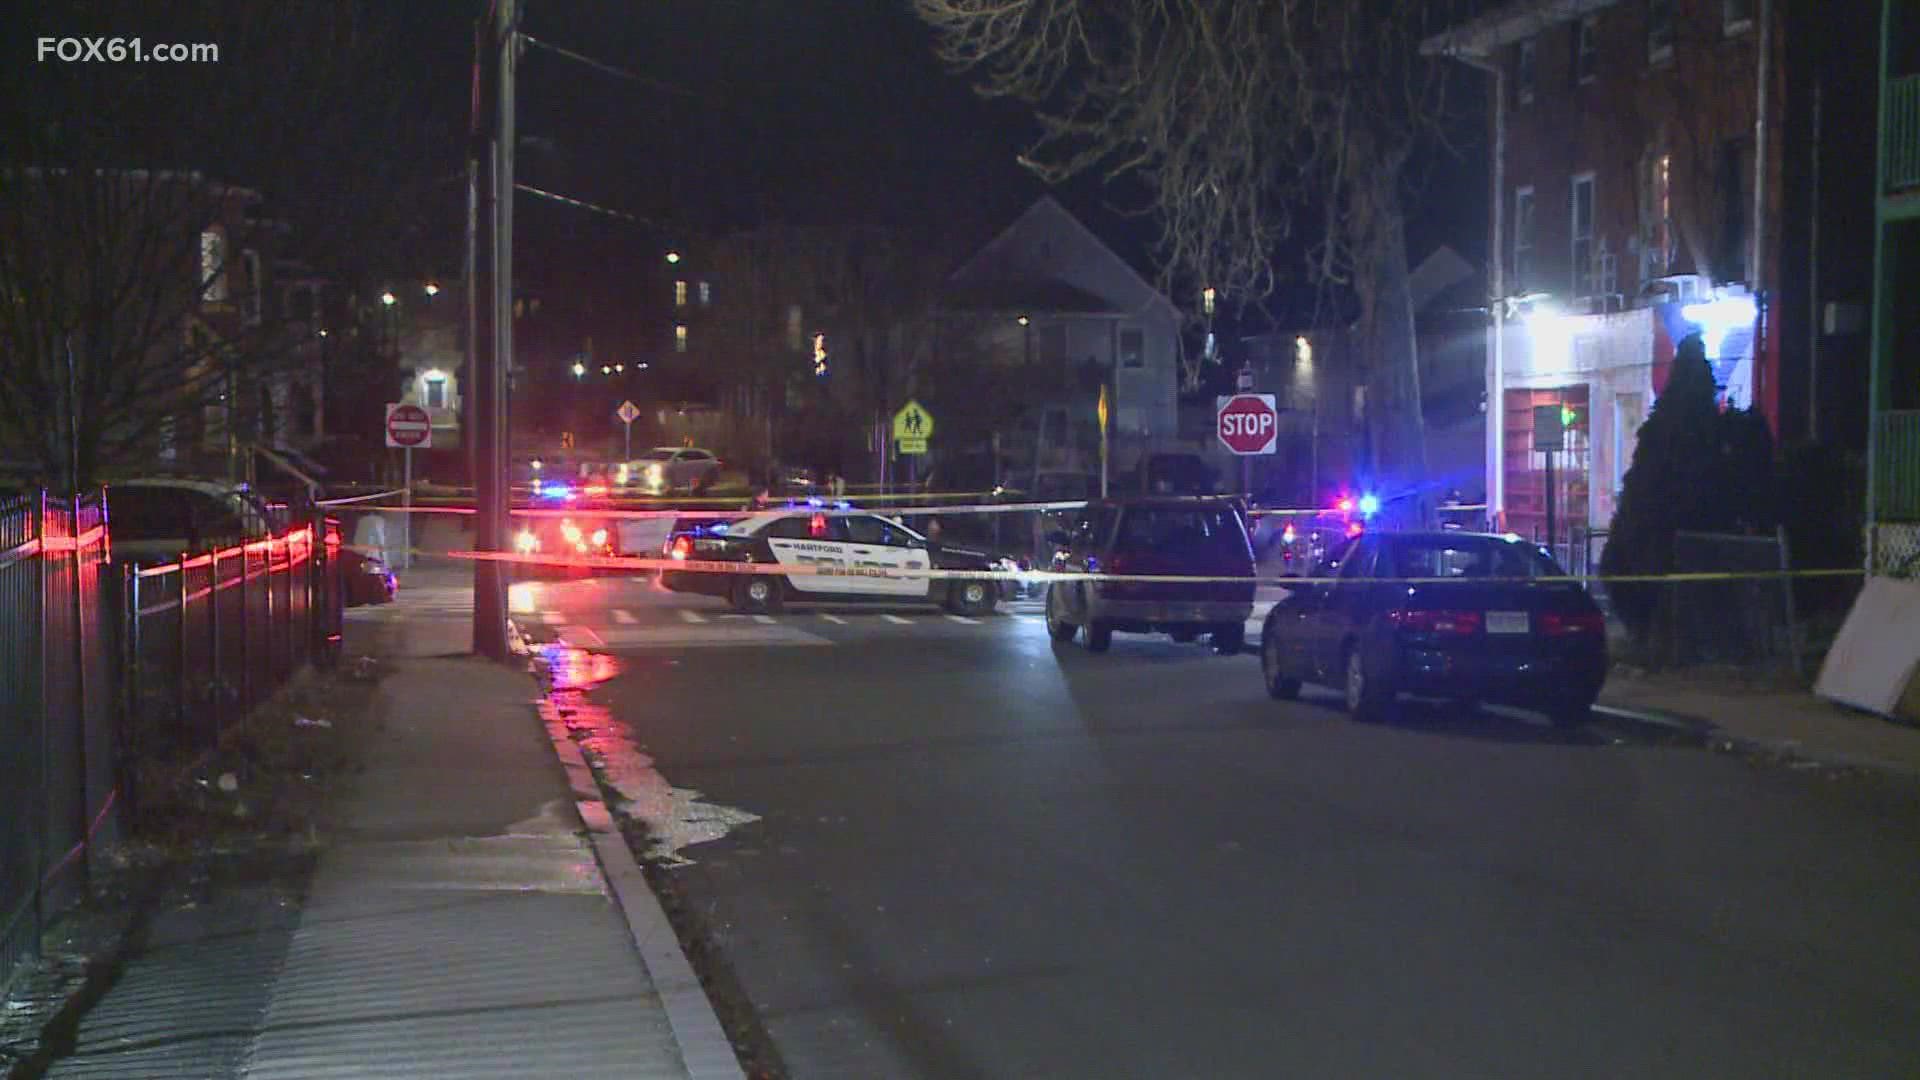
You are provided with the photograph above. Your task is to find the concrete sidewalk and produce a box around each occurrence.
[1598,671,1920,775]
[39,586,736,1079]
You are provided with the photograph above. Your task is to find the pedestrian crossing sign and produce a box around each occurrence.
[892,400,934,443]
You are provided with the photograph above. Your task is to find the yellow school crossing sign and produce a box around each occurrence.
[892,399,934,455]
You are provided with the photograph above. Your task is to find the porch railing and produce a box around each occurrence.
[1888,74,1920,195]
[1874,410,1920,523]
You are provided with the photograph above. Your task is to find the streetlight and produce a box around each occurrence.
[380,290,397,307]
[665,250,681,264]
[424,282,440,297]
[1016,314,1030,327]
[601,365,612,375]
[614,363,625,373]
[571,361,585,378]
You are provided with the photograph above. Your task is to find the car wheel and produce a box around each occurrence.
[1085,620,1113,653]
[1343,644,1392,721]
[733,574,783,613]
[1263,634,1302,700]
[949,579,996,615]
[1211,622,1245,655]
[1044,585,1078,642]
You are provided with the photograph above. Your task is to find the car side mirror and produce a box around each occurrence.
[1045,530,1071,547]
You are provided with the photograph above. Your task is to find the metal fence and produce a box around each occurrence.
[1661,529,1801,673]
[0,490,342,995]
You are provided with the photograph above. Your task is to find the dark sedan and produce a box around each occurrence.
[1259,531,1608,725]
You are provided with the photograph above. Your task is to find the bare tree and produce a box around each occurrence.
[915,0,1471,492]
[0,1,443,492]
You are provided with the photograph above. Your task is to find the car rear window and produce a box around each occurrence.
[640,450,675,461]
[1112,507,1248,559]
[1385,537,1560,579]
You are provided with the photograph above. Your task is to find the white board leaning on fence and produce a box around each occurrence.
[1815,575,1920,722]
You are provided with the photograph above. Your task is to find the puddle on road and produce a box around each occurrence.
[538,644,762,866]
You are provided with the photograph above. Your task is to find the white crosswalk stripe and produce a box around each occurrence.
[945,614,980,625]
[753,614,776,625]
[818,613,847,625]
[611,608,637,624]
[882,614,913,626]
[679,609,708,624]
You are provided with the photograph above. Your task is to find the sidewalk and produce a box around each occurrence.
[1597,670,1920,775]
[35,584,737,1078]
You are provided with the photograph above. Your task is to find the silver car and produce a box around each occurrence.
[623,447,723,494]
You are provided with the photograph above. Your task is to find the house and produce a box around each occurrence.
[1234,247,1489,509]
[1424,0,1878,559]
[1868,2,1920,575]
[940,195,1183,483]
[390,280,464,447]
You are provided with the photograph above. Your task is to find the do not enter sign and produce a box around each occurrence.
[385,402,432,449]
[1216,394,1278,455]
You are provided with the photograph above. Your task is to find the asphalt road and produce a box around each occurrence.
[520,576,1920,1078]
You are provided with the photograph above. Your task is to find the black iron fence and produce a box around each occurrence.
[0,490,342,995]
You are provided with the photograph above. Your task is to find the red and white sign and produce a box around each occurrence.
[385,402,432,449]
[1216,394,1278,455]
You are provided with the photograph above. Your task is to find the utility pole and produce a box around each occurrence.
[469,0,514,660]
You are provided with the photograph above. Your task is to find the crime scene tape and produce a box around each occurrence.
[438,547,1867,588]
[317,488,409,507]
[320,498,1097,520]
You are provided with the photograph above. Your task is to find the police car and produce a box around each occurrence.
[660,503,1006,614]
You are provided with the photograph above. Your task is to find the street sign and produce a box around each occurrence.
[1236,366,1255,393]
[1532,404,1565,451]
[385,403,432,448]
[897,437,929,455]
[892,399,934,442]
[616,399,640,425]
[1216,394,1278,455]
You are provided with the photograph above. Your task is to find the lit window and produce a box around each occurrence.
[699,281,711,305]
[424,376,446,409]
[1513,187,1536,291]
[1201,286,1216,317]
[1515,39,1536,105]
[674,280,687,307]
[674,324,688,352]
[1571,174,1597,296]
[1648,0,1675,64]
[200,229,227,303]
[1574,17,1598,85]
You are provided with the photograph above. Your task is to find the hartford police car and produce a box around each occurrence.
[661,502,1008,614]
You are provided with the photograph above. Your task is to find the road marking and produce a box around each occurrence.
[612,608,637,624]
[882,614,913,625]
[541,610,564,625]
[560,625,606,647]
[679,609,708,624]
[753,614,776,625]
[817,613,847,625]
[944,614,980,625]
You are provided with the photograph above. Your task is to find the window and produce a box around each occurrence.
[674,280,687,307]
[681,450,712,461]
[1335,538,1376,580]
[1723,0,1754,35]
[1648,0,1675,64]
[698,281,711,305]
[1384,537,1556,580]
[240,249,262,325]
[1641,152,1673,279]
[1574,17,1599,84]
[423,376,446,409]
[1515,39,1537,105]
[846,515,919,547]
[1119,327,1145,369]
[1570,173,1596,296]
[1112,507,1249,560]
[1719,139,1754,281]
[200,228,227,303]
[1513,186,1536,290]
[674,324,688,352]
[765,515,844,541]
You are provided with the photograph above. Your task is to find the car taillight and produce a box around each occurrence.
[670,535,692,560]
[1541,611,1606,636]
[1386,609,1482,635]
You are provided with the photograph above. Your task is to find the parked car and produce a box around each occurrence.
[1043,496,1256,654]
[105,479,275,563]
[509,510,621,580]
[1258,531,1607,725]
[661,504,1005,614]
[623,447,723,494]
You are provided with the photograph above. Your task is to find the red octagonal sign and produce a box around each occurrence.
[385,402,432,449]
[1216,393,1278,455]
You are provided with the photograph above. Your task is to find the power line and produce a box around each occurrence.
[520,33,691,96]
[513,181,653,226]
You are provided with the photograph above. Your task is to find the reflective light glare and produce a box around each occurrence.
[514,530,540,554]
[1347,521,1364,537]
[1337,497,1354,513]
[1681,293,1758,358]
[590,529,608,547]
[531,459,543,471]
[1358,494,1380,516]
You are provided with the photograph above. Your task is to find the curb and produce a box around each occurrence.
[540,709,745,1080]
[1591,703,1920,776]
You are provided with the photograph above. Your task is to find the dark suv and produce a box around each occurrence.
[1044,496,1256,654]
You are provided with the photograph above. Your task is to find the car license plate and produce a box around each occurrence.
[1486,610,1529,634]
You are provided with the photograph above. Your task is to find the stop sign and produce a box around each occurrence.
[385,403,432,448]
[1216,394,1278,455]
